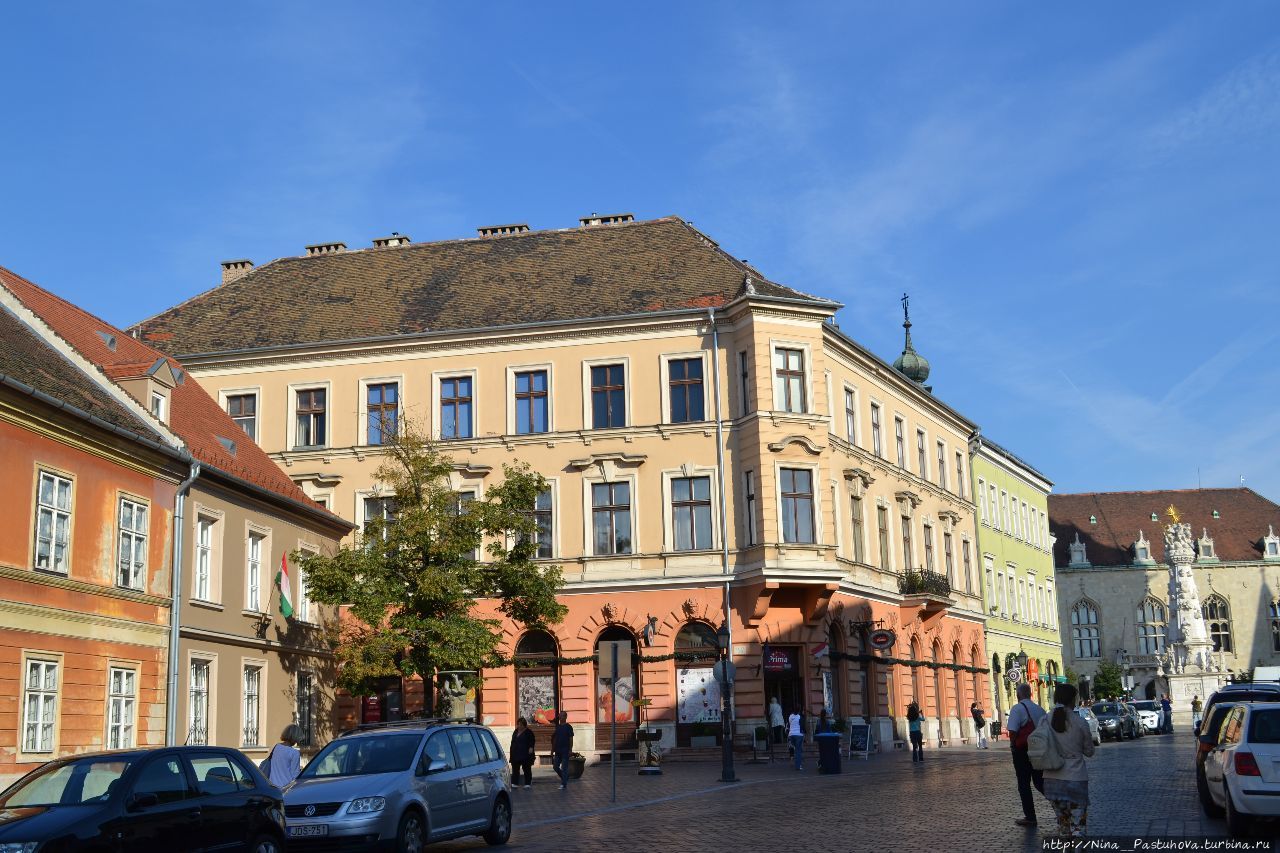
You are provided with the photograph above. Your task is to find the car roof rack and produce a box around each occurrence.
[338,717,476,737]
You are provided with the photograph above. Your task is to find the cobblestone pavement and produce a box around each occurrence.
[425,734,1251,852]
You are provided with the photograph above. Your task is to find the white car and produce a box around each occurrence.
[1203,702,1280,837]
[1129,700,1161,734]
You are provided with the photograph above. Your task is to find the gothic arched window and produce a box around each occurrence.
[1203,595,1233,654]
[1136,598,1167,656]
[1071,600,1101,659]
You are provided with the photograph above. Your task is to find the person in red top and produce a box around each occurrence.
[1006,683,1047,826]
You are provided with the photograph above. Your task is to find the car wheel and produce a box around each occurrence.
[1199,770,1224,817]
[483,796,512,846]
[396,809,426,853]
[1225,784,1252,838]
[248,833,284,853]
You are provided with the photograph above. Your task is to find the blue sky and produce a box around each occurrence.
[2,2,1278,497]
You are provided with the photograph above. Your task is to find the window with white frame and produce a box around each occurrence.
[189,659,210,745]
[150,391,167,422]
[1046,581,1056,628]
[922,521,935,572]
[894,418,906,469]
[977,478,988,523]
[514,369,550,434]
[989,484,999,530]
[943,531,954,583]
[877,505,891,569]
[1021,502,1030,542]
[998,572,1008,616]
[194,515,215,601]
[744,471,759,546]
[362,496,398,542]
[738,351,751,416]
[1071,601,1101,658]
[984,558,995,609]
[297,560,312,623]
[294,387,327,448]
[1001,491,1010,533]
[246,532,264,612]
[242,664,262,747]
[296,672,314,747]
[900,515,913,569]
[779,468,815,544]
[962,539,973,591]
[668,358,706,423]
[591,364,626,429]
[22,658,58,753]
[870,404,883,457]
[955,452,965,499]
[117,497,148,589]
[936,441,947,490]
[523,489,553,559]
[1137,597,1167,655]
[592,482,633,555]
[1017,578,1027,621]
[34,471,72,573]
[916,429,928,477]
[773,348,807,413]
[226,393,257,440]
[850,494,866,563]
[106,667,136,749]
[844,389,857,444]
[439,376,474,439]
[671,477,713,551]
[1009,496,1020,539]
[366,382,399,445]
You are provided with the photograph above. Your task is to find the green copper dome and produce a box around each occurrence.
[892,294,931,384]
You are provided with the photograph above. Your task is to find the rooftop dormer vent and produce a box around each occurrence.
[94,330,117,351]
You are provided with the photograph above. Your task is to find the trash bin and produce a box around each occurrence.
[816,732,841,774]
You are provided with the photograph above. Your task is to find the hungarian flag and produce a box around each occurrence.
[275,554,294,619]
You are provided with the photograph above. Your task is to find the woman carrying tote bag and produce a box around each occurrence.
[1041,683,1095,837]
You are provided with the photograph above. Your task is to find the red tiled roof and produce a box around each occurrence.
[0,265,346,528]
[1048,488,1280,566]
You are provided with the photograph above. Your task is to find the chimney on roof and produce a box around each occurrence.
[305,241,347,256]
[372,232,412,248]
[220,259,254,285]
[476,223,530,238]
[579,213,635,228]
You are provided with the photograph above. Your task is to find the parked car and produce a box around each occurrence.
[1092,702,1140,741]
[1130,700,1162,734]
[283,719,512,851]
[1202,684,1280,737]
[1198,700,1247,812]
[1075,707,1102,746]
[1202,702,1280,836]
[0,746,286,853]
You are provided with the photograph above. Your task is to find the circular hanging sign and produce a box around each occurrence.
[1005,666,1024,684]
[868,629,896,650]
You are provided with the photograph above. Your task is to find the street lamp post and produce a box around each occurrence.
[716,622,736,783]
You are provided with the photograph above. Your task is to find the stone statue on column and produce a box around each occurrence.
[1162,513,1225,727]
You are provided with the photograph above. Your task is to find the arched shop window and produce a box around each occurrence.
[594,626,640,750]
[826,622,845,718]
[674,622,719,746]
[515,630,559,728]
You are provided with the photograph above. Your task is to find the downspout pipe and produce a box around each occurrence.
[709,307,737,783]
[166,461,201,745]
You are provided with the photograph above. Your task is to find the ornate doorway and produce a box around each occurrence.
[594,626,640,751]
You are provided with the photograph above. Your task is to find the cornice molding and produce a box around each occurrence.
[0,563,171,607]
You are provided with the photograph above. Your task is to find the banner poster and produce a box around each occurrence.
[517,674,556,725]
[677,667,721,724]
[822,670,834,716]
[597,673,636,724]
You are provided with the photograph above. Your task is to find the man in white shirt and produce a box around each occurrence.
[1006,683,1047,827]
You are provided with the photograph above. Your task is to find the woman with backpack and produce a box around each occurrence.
[1040,683,1095,838]
[906,701,925,763]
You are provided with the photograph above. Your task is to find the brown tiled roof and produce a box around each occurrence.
[0,265,347,528]
[1048,488,1280,566]
[0,305,158,437]
[129,217,833,356]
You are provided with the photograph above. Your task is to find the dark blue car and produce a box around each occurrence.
[0,746,285,852]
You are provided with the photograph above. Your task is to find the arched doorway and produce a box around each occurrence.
[856,632,876,721]
[674,622,719,747]
[594,626,640,751]
[826,622,845,719]
[515,630,559,735]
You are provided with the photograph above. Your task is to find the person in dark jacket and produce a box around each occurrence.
[552,710,574,789]
[509,717,536,789]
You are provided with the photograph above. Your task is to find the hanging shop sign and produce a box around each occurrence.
[763,646,797,673]
[1005,666,1024,684]
[868,629,897,651]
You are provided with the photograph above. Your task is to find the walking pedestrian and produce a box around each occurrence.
[907,702,925,763]
[971,702,989,749]
[769,696,786,745]
[1191,695,1203,730]
[509,717,535,789]
[552,710,574,790]
[262,725,303,788]
[1041,683,1095,838]
[1160,694,1174,734]
[1007,683,1047,826]
[788,707,805,771]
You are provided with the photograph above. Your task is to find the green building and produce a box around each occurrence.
[970,437,1063,714]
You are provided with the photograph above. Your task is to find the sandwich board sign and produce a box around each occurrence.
[847,720,873,760]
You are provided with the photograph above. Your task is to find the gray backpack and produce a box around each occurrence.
[1026,717,1064,771]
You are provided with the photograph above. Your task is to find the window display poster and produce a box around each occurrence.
[517,674,556,725]
[597,673,635,724]
[677,667,721,724]
[822,670,834,716]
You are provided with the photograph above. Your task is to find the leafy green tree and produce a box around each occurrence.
[299,423,567,699]
[1091,661,1125,699]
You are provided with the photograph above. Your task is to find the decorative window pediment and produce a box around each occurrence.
[766,434,823,455]
[1264,525,1280,561]
[1197,528,1218,562]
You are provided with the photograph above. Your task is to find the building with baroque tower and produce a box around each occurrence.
[132,214,991,754]
[1049,488,1280,701]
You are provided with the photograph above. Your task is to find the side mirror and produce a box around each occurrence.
[426,760,451,775]
[127,792,160,811]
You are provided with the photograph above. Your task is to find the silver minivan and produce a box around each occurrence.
[283,720,512,852]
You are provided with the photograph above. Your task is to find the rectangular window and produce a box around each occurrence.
[440,376,473,439]
[671,477,713,551]
[194,516,214,601]
[296,672,313,747]
[977,478,988,523]
[877,506,890,569]
[668,358,705,423]
[150,392,166,421]
[850,495,866,563]
[999,572,1008,616]
[362,496,398,541]
[937,442,947,490]
[295,388,326,448]
[923,522,935,572]
[1021,503,1030,543]
[590,364,626,429]
[955,452,965,499]
[189,660,210,745]
[34,470,72,573]
[242,665,261,748]
[870,404,883,457]
[1009,497,1020,539]
[1017,579,1027,621]
[900,516,913,569]
[744,471,758,546]
[106,667,136,749]
[1001,491,1010,532]
[227,393,257,440]
[989,485,999,530]
[297,565,311,623]
[592,482,632,555]
[738,351,751,416]
[529,489,553,559]
[985,561,995,609]
[366,382,399,445]
[22,659,58,753]
[117,497,148,590]
[962,540,973,591]
[780,468,815,543]
[916,429,927,477]
[943,532,954,583]
[844,389,857,444]
[514,370,549,434]
[894,418,906,468]
[246,532,264,612]
[773,348,806,413]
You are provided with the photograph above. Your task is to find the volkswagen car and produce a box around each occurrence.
[1203,702,1280,836]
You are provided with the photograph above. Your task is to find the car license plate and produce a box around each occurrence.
[289,825,329,837]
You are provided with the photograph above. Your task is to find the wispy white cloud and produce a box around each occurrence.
[1147,51,1280,157]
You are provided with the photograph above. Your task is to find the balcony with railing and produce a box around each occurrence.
[186,725,208,746]
[898,568,952,597]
